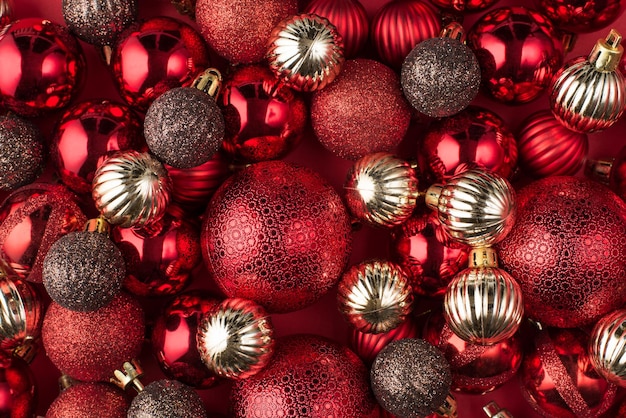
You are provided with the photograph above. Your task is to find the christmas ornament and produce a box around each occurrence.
[419,106,518,182]
[0,0,11,26]
[371,338,452,418]
[337,260,413,334]
[46,382,129,418]
[390,209,470,298]
[497,176,626,328]
[126,379,207,418]
[0,114,44,192]
[549,29,626,133]
[304,0,368,58]
[483,402,513,418]
[0,356,35,418]
[195,0,297,64]
[202,160,352,313]
[42,292,144,381]
[425,168,517,247]
[111,16,210,111]
[151,291,220,388]
[171,0,195,18]
[50,100,145,195]
[144,68,224,169]
[0,184,87,283]
[311,59,411,160]
[0,18,85,116]
[231,334,377,417]
[349,316,419,365]
[522,327,617,418]
[517,110,588,178]
[430,0,499,13]
[219,65,307,162]
[92,151,172,229]
[344,153,419,228]
[267,13,344,92]
[467,7,564,104]
[589,309,626,386]
[534,0,625,33]
[370,0,441,69]
[401,22,481,118]
[197,297,274,379]
[585,147,626,202]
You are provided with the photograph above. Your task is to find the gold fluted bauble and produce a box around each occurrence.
[589,309,626,386]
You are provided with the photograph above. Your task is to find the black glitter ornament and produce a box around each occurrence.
[127,380,207,418]
[0,114,44,192]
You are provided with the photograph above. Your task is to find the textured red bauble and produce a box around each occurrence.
[497,177,626,328]
[370,0,441,69]
[201,160,352,313]
[46,382,129,418]
[0,18,85,116]
[467,7,564,104]
[349,316,419,365]
[231,334,377,417]
[0,357,35,418]
[517,110,588,178]
[311,59,411,160]
[50,100,145,194]
[534,0,625,33]
[111,16,210,111]
[195,0,297,64]
[429,0,499,13]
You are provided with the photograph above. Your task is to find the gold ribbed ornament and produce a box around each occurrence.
[589,309,626,387]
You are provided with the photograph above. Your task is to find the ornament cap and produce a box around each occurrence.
[83,216,111,235]
[483,401,514,418]
[171,0,195,17]
[435,394,458,417]
[469,247,499,268]
[101,45,113,66]
[425,184,443,211]
[58,375,75,391]
[13,337,37,364]
[0,0,12,23]
[111,359,145,392]
[192,68,222,98]
[588,29,623,72]
[584,158,614,184]
[440,21,465,43]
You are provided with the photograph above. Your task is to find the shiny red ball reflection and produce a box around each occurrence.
[0,357,36,418]
[534,0,624,33]
[610,145,626,201]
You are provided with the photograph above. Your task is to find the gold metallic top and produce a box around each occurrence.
[83,216,111,235]
[111,360,145,392]
[483,401,514,418]
[58,375,75,391]
[192,68,222,98]
[468,247,499,268]
[440,21,465,43]
[434,394,458,418]
[589,29,623,72]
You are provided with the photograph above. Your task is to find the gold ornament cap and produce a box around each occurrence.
[469,247,499,268]
[440,21,465,43]
[83,216,111,235]
[111,359,145,392]
[483,401,514,418]
[435,394,458,417]
[192,68,222,98]
[588,29,623,72]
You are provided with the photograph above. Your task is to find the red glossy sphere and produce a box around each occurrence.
[151,291,220,388]
[534,0,625,33]
[219,65,308,162]
[201,161,352,313]
[429,0,499,12]
[47,382,129,418]
[419,106,518,182]
[111,16,210,111]
[610,145,626,201]
[467,7,564,104]
[50,100,145,194]
[349,317,419,365]
[0,357,36,418]
[497,177,626,328]
[0,18,85,116]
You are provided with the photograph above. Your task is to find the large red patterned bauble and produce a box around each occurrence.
[429,0,499,13]
[497,177,626,328]
[467,7,564,104]
[419,106,518,182]
[0,184,86,283]
[50,100,145,194]
[534,0,625,33]
[46,382,129,418]
[219,65,308,162]
[521,327,617,417]
[111,16,210,111]
[231,334,377,417]
[0,357,35,418]
[0,19,85,116]
[349,316,419,365]
[42,292,145,382]
[370,0,441,69]
[196,0,297,64]
[202,160,352,313]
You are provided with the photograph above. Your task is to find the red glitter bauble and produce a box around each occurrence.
[311,59,411,160]
[304,0,369,58]
[349,316,419,365]
[219,65,308,162]
[429,0,499,13]
[231,334,377,417]
[0,184,87,283]
[517,110,588,178]
[111,16,210,111]
[0,357,35,418]
[370,0,441,69]
[47,382,129,418]
[195,0,297,64]
[201,160,352,313]
[497,177,626,328]
[534,0,625,33]
[467,7,564,104]
[50,100,146,194]
[521,327,617,417]
[0,18,85,116]
[42,292,145,382]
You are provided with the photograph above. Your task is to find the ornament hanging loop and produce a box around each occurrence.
[589,29,623,72]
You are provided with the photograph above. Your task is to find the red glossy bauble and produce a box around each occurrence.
[497,177,626,328]
[370,0,441,69]
[46,382,129,418]
[467,7,564,104]
[517,110,588,178]
[304,0,369,58]
[0,18,85,116]
[429,0,499,13]
[419,106,518,182]
[534,0,625,33]
[349,316,419,365]
[111,16,210,111]
[0,357,36,418]
[50,100,146,194]
[219,65,308,162]
[202,160,352,313]
[390,210,470,298]
[231,334,377,417]
[609,145,626,201]
[0,184,86,283]
[112,215,202,297]
[151,291,221,388]
[521,327,617,417]
[423,311,522,394]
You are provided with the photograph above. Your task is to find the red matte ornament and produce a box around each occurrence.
[46,382,129,418]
